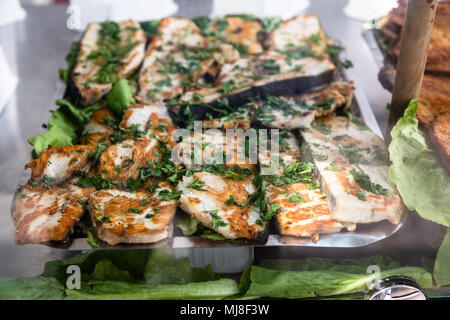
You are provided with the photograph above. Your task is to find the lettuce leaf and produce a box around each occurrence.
[434,228,450,287]
[0,277,64,300]
[388,99,450,227]
[144,250,218,285]
[241,264,433,299]
[106,79,134,116]
[65,278,239,300]
[28,99,101,157]
[37,249,238,300]
[258,255,402,273]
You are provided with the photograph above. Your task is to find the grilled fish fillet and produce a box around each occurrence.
[80,108,116,147]
[259,133,355,238]
[256,81,354,130]
[73,20,146,106]
[268,182,356,239]
[13,184,95,245]
[138,18,212,102]
[268,14,328,58]
[300,115,405,224]
[177,172,265,239]
[88,187,176,245]
[210,16,264,55]
[25,145,92,184]
[180,53,336,104]
[173,130,257,171]
[119,103,177,146]
[98,136,159,183]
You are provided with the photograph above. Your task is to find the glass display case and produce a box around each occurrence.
[0,0,448,300]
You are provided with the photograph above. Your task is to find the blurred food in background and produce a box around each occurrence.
[378,0,450,173]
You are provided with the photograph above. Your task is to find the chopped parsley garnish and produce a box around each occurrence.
[85,21,136,85]
[218,80,246,94]
[96,214,111,223]
[145,213,155,219]
[127,208,143,214]
[345,112,369,131]
[114,165,122,175]
[88,143,108,165]
[261,16,282,32]
[140,199,149,206]
[325,161,339,171]
[264,203,281,221]
[266,161,318,189]
[350,168,391,195]
[225,195,246,208]
[312,120,331,135]
[158,189,182,201]
[288,194,304,202]
[186,177,206,191]
[202,164,253,181]
[76,196,87,208]
[357,192,367,201]
[203,210,228,228]
[338,144,369,164]
[74,173,114,190]
[261,59,280,75]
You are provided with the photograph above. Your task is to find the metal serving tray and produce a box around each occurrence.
[10,26,406,250]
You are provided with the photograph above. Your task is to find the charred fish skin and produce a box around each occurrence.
[71,20,146,106]
[300,116,405,225]
[173,56,336,124]
[254,81,354,130]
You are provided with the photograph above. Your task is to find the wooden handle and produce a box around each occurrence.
[385,0,438,141]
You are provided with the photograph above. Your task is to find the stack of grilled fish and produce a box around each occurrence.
[13,14,405,246]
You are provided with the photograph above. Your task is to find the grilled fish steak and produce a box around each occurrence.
[88,187,176,245]
[73,20,146,106]
[260,134,355,239]
[25,145,92,184]
[13,184,95,245]
[300,116,405,224]
[177,172,265,240]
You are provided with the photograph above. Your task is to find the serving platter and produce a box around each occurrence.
[11,70,406,250]
[10,16,407,250]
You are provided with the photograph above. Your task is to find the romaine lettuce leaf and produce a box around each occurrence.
[65,278,239,300]
[144,250,218,285]
[242,265,433,299]
[258,255,402,273]
[388,99,450,227]
[434,228,450,287]
[0,277,64,300]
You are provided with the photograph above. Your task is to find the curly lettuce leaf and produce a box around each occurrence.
[388,99,450,227]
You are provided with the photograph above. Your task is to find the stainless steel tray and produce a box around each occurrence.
[10,66,407,250]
